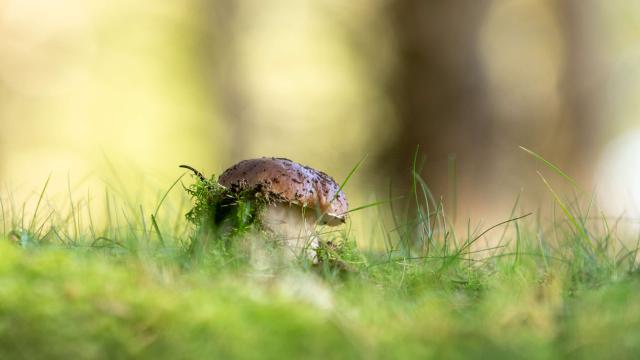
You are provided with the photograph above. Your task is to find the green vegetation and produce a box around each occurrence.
[0,164,638,359]
[180,169,269,258]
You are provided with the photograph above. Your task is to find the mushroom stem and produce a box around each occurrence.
[179,164,206,181]
[261,205,320,263]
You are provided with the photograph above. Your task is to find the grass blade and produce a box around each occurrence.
[151,215,165,247]
[29,174,51,233]
[331,154,368,204]
[1,193,6,237]
[537,172,594,253]
[153,172,187,219]
[520,146,583,192]
[344,198,402,214]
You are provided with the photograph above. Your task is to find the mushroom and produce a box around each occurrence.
[217,157,348,261]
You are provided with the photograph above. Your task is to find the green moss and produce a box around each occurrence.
[183,174,267,234]
[0,242,360,359]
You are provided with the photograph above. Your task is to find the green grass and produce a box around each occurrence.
[0,162,639,359]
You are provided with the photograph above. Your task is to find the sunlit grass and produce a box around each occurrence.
[0,158,639,359]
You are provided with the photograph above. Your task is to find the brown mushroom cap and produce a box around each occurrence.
[218,157,348,225]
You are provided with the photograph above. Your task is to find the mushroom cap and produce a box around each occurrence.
[218,157,348,225]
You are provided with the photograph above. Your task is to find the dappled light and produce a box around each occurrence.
[2,0,640,358]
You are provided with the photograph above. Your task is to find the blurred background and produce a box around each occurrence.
[2,0,640,227]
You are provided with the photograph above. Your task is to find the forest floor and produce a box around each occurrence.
[0,161,638,359]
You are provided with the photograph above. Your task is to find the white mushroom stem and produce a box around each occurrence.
[260,204,320,263]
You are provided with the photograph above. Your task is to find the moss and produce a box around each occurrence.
[183,173,267,236]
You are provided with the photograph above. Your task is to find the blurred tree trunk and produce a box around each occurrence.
[208,0,249,163]
[378,0,492,202]
[556,0,600,183]
[378,0,602,212]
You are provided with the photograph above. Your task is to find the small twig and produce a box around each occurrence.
[179,165,206,181]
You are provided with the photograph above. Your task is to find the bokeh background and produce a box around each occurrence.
[2,0,640,226]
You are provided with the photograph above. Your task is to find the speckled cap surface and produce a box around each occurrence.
[218,157,348,225]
